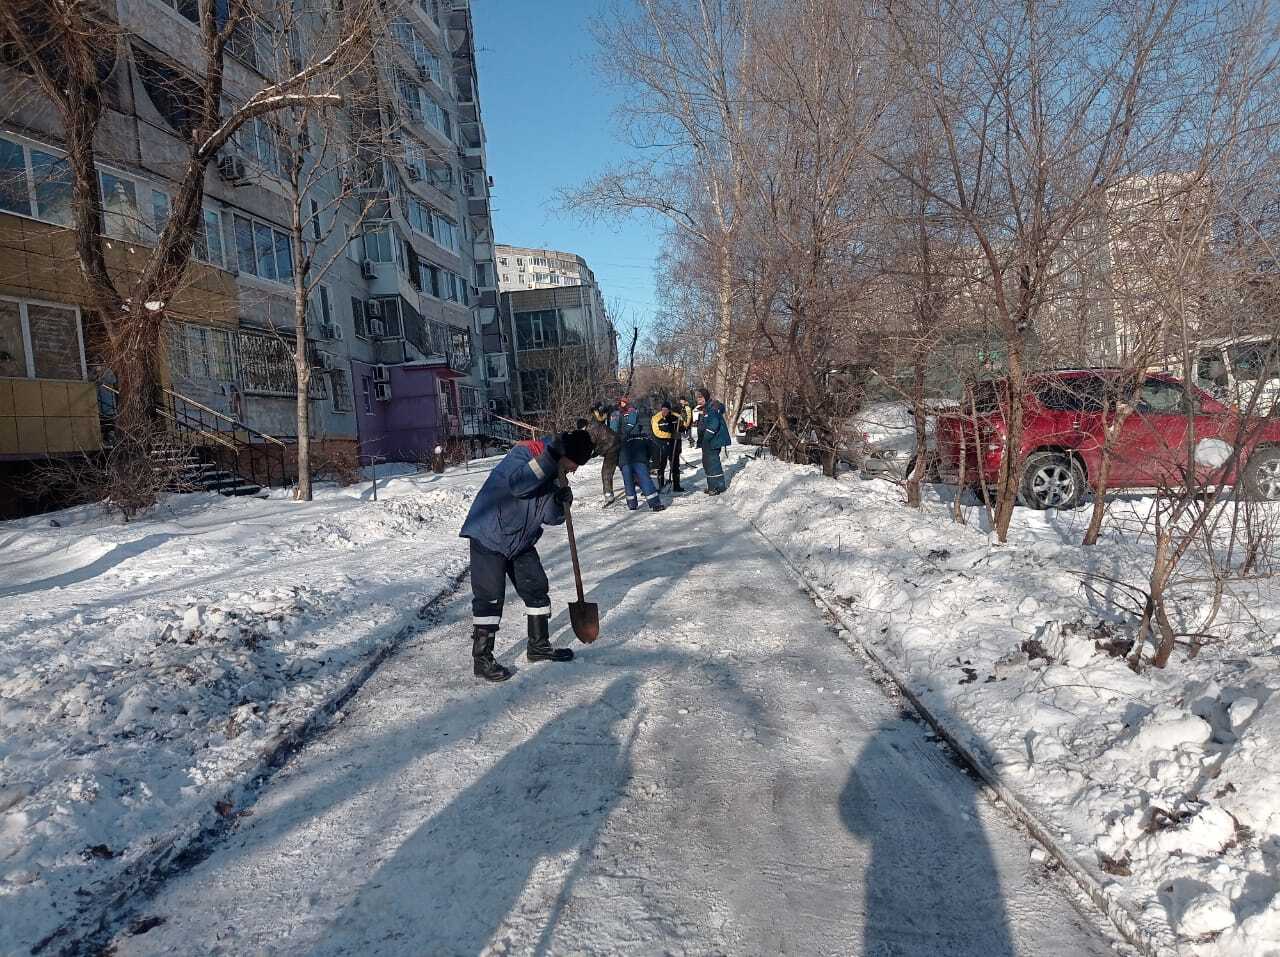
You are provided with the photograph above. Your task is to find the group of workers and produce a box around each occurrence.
[587,389,732,511]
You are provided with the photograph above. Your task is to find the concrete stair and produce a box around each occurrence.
[152,446,264,497]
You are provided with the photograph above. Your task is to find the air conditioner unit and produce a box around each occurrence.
[374,382,393,402]
[365,299,384,319]
[217,155,248,184]
[361,259,378,280]
[317,322,342,341]
[405,166,423,183]
[373,364,391,383]
[368,318,386,337]
[315,352,335,371]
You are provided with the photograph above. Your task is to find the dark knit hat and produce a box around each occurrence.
[560,429,595,465]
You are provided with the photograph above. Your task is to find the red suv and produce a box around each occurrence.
[936,369,1280,508]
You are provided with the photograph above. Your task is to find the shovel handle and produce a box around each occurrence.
[560,476,586,604]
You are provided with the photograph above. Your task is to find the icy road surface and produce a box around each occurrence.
[111,463,1121,956]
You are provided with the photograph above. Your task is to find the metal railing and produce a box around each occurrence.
[160,389,289,489]
[99,384,290,489]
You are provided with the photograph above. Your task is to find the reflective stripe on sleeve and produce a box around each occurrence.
[528,457,546,479]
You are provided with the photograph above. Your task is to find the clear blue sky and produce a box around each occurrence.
[470,0,665,332]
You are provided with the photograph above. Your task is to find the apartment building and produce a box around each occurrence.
[485,248,618,419]
[347,0,499,461]
[0,0,498,507]
[1048,174,1212,365]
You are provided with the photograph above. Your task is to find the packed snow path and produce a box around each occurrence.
[109,462,1120,956]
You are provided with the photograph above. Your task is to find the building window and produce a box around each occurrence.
[194,207,226,268]
[361,374,373,413]
[434,215,456,252]
[501,273,509,282]
[514,310,559,351]
[362,226,394,262]
[450,327,472,367]
[309,198,322,241]
[98,171,142,241]
[167,322,234,382]
[30,148,73,226]
[484,352,508,382]
[237,331,306,396]
[498,256,508,266]
[0,297,86,380]
[233,214,293,282]
[519,368,552,413]
[234,114,282,175]
[307,284,335,333]
[391,18,443,84]
[351,297,368,339]
[330,369,352,412]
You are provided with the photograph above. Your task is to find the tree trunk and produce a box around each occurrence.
[712,236,734,400]
[295,295,312,502]
[108,319,165,517]
[1082,450,1111,546]
[993,344,1026,542]
[905,353,927,508]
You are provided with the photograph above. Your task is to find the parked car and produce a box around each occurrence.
[843,401,939,480]
[935,369,1280,509]
[1189,337,1280,412]
[735,401,775,445]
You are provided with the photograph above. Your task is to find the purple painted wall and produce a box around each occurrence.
[351,360,450,463]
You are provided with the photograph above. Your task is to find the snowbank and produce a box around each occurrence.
[0,471,483,953]
[727,454,1280,956]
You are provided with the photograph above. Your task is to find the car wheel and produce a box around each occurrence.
[1018,451,1086,510]
[1244,446,1280,501]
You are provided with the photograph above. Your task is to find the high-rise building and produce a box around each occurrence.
[486,245,617,419]
[0,0,500,512]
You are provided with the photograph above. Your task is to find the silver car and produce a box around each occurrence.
[843,402,937,480]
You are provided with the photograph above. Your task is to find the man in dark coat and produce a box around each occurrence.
[696,388,731,495]
[588,401,621,505]
[459,429,595,682]
[651,401,683,492]
[614,396,665,512]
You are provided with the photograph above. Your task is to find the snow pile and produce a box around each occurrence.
[0,473,481,952]
[727,454,1280,956]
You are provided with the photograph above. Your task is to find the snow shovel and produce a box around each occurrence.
[560,479,599,643]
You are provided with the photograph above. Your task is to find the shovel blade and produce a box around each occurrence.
[569,601,600,643]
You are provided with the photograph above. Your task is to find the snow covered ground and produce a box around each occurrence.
[727,453,1280,956]
[0,464,491,954]
[89,450,1118,956]
[16,441,1267,955]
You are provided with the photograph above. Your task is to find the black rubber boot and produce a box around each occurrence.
[472,627,513,682]
[526,616,573,662]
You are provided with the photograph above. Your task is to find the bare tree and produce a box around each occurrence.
[878,0,1192,541]
[568,0,757,415]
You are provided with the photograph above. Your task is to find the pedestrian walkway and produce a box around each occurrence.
[111,464,1119,956]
